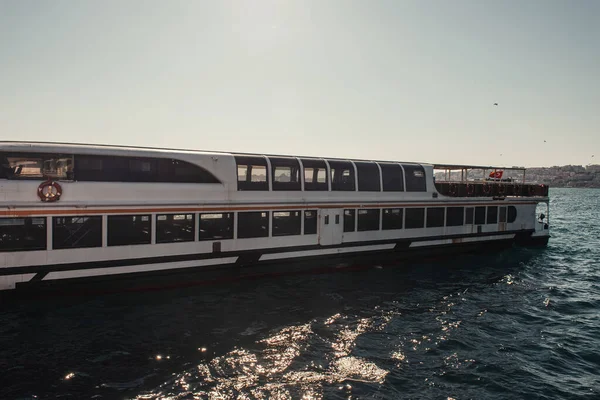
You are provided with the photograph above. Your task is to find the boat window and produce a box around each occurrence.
[357,209,380,231]
[355,162,381,192]
[156,213,195,243]
[0,153,73,180]
[74,155,220,184]
[269,157,301,191]
[328,160,355,191]
[301,159,328,191]
[405,208,425,229]
[304,210,317,234]
[272,211,301,236]
[199,213,233,241]
[446,207,464,227]
[402,164,427,192]
[487,206,498,224]
[507,206,517,223]
[379,163,404,192]
[53,216,102,249]
[465,207,474,224]
[474,206,486,225]
[235,156,268,191]
[382,208,403,230]
[107,215,151,246]
[0,217,47,252]
[426,207,445,228]
[343,209,356,232]
[237,211,269,238]
[499,207,507,223]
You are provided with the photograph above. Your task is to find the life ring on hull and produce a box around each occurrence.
[466,184,475,196]
[513,184,521,196]
[498,183,505,195]
[448,183,458,196]
[37,180,62,202]
[482,183,491,195]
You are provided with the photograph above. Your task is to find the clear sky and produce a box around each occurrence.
[1,0,598,167]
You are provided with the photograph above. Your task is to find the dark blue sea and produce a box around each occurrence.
[1,188,599,399]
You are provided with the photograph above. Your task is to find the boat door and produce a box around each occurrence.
[319,209,343,246]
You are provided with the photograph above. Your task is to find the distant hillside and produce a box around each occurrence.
[527,165,600,188]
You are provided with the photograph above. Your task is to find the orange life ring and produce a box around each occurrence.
[37,180,63,202]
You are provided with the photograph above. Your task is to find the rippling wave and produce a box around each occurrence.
[1,188,599,399]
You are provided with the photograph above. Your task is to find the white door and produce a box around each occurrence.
[319,209,343,246]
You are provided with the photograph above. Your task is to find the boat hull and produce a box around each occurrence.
[1,230,544,301]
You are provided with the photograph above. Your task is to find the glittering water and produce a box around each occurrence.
[1,188,599,399]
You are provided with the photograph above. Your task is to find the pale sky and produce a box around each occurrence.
[1,0,598,167]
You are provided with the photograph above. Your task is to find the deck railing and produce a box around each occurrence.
[434,181,549,198]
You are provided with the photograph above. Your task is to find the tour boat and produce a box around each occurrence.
[0,142,550,295]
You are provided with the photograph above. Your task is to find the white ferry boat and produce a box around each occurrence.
[0,142,550,295]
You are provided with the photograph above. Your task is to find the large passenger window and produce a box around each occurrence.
[107,215,150,246]
[272,211,301,236]
[156,214,195,243]
[508,206,517,223]
[487,206,498,224]
[357,209,380,231]
[405,208,425,229]
[238,211,269,238]
[235,156,268,191]
[74,155,220,184]
[270,157,301,191]
[53,216,102,249]
[379,163,404,191]
[446,207,464,227]
[402,164,427,192]
[199,213,233,240]
[343,209,356,232]
[328,160,355,191]
[304,210,317,234]
[355,162,381,191]
[0,217,47,252]
[465,207,474,224]
[474,207,486,225]
[382,208,403,230]
[426,207,445,228]
[1,153,73,180]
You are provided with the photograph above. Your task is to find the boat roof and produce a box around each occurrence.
[0,140,429,165]
[0,141,526,170]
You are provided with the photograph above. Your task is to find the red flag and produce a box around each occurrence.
[489,170,503,179]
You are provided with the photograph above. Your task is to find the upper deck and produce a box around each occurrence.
[0,141,548,206]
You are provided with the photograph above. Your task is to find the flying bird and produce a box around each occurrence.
[493,103,498,106]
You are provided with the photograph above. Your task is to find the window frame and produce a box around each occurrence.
[301,159,328,191]
[379,163,404,192]
[269,157,301,191]
[355,162,381,192]
[328,160,356,191]
[235,156,269,191]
